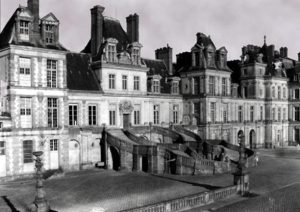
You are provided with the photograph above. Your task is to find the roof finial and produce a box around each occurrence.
[264,35,266,45]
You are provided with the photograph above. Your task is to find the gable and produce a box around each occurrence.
[41,12,59,23]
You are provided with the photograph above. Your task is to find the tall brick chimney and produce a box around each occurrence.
[27,0,39,33]
[280,47,288,58]
[126,14,139,43]
[91,5,105,57]
[155,45,173,75]
[298,52,300,62]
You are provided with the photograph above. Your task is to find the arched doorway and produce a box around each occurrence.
[249,130,256,149]
[108,146,120,171]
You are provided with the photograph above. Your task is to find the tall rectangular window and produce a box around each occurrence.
[153,80,160,93]
[0,141,5,155]
[222,78,227,96]
[109,110,116,126]
[208,76,215,95]
[122,75,128,90]
[153,105,160,124]
[173,105,179,124]
[193,77,199,95]
[132,48,140,65]
[283,87,286,98]
[272,108,276,121]
[295,89,300,99]
[134,76,140,91]
[194,102,200,125]
[48,98,58,128]
[134,110,140,125]
[238,106,243,122]
[250,106,254,122]
[210,102,216,123]
[19,20,29,40]
[88,105,97,126]
[19,57,31,86]
[69,105,78,126]
[272,87,275,98]
[47,60,57,88]
[50,139,58,151]
[109,74,115,89]
[278,87,281,99]
[107,44,116,62]
[260,106,263,121]
[172,82,179,94]
[295,107,300,121]
[20,97,32,128]
[278,108,281,121]
[45,24,54,44]
[283,108,286,121]
[23,140,33,163]
[295,128,300,143]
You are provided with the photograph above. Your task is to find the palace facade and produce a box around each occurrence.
[0,0,299,178]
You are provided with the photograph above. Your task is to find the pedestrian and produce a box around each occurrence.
[254,153,259,167]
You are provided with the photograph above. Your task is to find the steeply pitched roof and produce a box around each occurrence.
[0,7,67,51]
[142,58,177,94]
[66,53,102,92]
[142,58,169,77]
[82,17,129,54]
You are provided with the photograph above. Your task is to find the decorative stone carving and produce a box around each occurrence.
[119,101,133,114]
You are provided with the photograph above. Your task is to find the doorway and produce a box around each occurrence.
[141,156,148,172]
[123,114,130,129]
[49,139,59,170]
[250,130,256,149]
[0,141,6,177]
[109,146,120,171]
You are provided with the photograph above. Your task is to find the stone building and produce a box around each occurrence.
[0,0,298,178]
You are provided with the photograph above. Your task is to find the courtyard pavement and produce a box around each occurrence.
[0,148,299,212]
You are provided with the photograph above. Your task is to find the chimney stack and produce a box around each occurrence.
[126,14,139,43]
[90,5,105,58]
[298,52,300,62]
[280,47,288,58]
[27,0,39,33]
[155,45,173,75]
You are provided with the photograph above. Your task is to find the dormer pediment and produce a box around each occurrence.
[41,13,59,25]
[206,44,215,52]
[218,46,228,53]
[191,43,204,51]
[106,37,118,44]
[18,9,33,19]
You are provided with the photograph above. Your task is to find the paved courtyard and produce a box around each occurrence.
[0,148,299,212]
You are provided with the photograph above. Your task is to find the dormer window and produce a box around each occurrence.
[107,43,117,63]
[132,48,140,65]
[19,20,29,41]
[172,81,179,94]
[207,51,215,67]
[45,24,54,44]
[152,80,160,93]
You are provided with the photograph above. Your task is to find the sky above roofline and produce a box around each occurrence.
[2,0,300,61]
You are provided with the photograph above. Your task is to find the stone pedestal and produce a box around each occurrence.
[30,151,50,212]
[233,170,250,196]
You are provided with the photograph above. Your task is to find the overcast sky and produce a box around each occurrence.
[2,0,300,61]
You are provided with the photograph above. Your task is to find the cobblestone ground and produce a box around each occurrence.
[0,169,217,212]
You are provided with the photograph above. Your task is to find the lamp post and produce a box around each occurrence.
[31,151,50,212]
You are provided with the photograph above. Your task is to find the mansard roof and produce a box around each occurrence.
[142,58,169,77]
[82,17,130,54]
[0,7,66,51]
[66,53,102,92]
